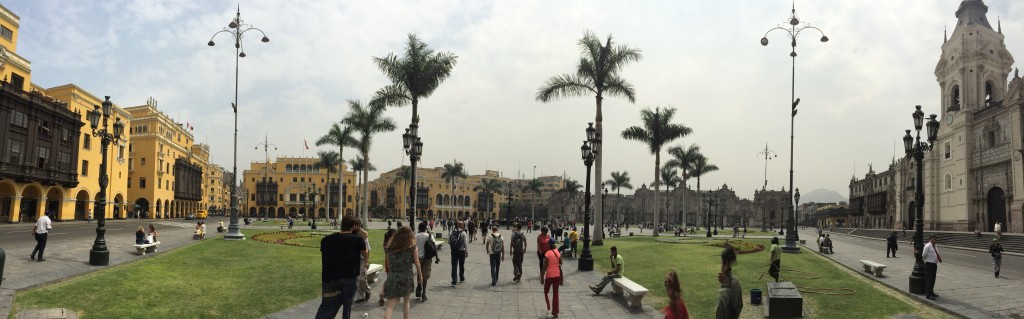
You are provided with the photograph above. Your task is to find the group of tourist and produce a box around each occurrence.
[134,224,159,244]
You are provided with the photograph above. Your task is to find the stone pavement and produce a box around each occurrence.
[802,228,1023,318]
[0,219,209,319]
[266,226,662,319]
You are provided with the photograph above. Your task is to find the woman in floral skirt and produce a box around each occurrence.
[383,226,422,319]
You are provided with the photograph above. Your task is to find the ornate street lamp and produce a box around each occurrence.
[762,2,828,254]
[88,96,125,266]
[905,105,940,294]
[208,6,270,241]
[579,122,600,271]
[705,192,717,238]
[403,124,423,227]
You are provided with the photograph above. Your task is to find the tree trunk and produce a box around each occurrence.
[362,151,370,226]
[653,152,660,237]
[339,146,345,219]
[593,95,605,243]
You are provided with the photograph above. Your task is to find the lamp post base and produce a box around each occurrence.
[578,254,594,271]
[592,239,603,246]
[89,250,109,266]
[224,229,246,241]
[782,240,801,253]
[909,264,927,294]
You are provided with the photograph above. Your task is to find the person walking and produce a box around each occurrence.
[382,226,423,319]
[768,237,781,282]
[995,222,1003,240]
[886,231,898,258]
[990,239,1004,278]
[30,211,52,261]
[449,221,468,287]
[468,219,478,243]
[510,223,528,282]
[922,235,943,300]
[315,216,367,319]
[415,222,440,301]
[536,227,551,277]
[663,270,690,319]
[568,227,579,259]
[589,246,624,294]
[716,244,743,319]
[483,226,505,286]
[542,238,563,318]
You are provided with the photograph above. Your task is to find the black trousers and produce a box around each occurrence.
[31,232,48,259]
[886,244,897,257]
[769,259,782,281]
[450,251,466,284]
[925,262,938,296]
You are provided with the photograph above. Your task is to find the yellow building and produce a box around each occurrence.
[206,163,230,215]
[242,156,356,219]
[365,167,516,221]
[0,4,133,223]
[125,100,206,219]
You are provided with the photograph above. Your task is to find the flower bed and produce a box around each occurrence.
[703,240,765,254]
[252,231,324,248]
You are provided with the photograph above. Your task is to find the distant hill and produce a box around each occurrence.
[801,188,847,204]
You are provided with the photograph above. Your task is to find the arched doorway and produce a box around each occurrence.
[278,207,285,218]
[75,189,90,220]
[45,188,63,219]
[135,198,150,218]
[987,187,1007,232]
[0,181,16,222]
[114,194,124,219]
[248,207,257,217]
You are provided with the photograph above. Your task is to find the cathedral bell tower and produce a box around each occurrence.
[935,0,1014,116]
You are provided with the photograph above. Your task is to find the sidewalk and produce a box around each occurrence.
[0,220,205,319]
[265,227,661,319]
[801,229,1023,318]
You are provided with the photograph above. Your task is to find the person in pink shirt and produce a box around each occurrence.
[542,239,562,318]
[536,227,551,277]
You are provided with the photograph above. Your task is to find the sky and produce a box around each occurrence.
[8,0,1024,200]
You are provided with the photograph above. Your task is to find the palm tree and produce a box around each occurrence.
[522,178,544,221]
[317,150,340,222]
[441,161,468,217]
[371,34,459,125]
[316,123,357,220]
[602,171,633,223]
[342,100,397,225]
[621,107,692,237]
[536,30,642,243]
[656,167,683,191]
[666,144,702,225]
[689,155,719,227]
[348,155,376,221]
[557,179,583,221]
[473,178,503,220]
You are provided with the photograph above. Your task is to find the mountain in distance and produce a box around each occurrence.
[800,188,847,204]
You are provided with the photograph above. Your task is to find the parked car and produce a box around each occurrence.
[185,213,196,220]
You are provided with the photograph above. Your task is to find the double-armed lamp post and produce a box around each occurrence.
[578,122,601,271]
[403,123,423,227]
[904,105,940,294]
[87,97,125,266]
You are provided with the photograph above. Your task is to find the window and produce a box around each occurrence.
[944,141,951,159]
[58,152,71,171]
[140,177,147,189]
[83,135,91,149]
[985,81,994,107]
[9,110,27,128]
[988,131,997,147]
[301,177,305,182]
[0,25,12,40]
[944,174,952,190]
[293,177,297,182]
[61,128,70,142]
[280,194,284,201]
[7,139,24,164]
[251,194,256,201]
[128,177,132,188]
[290,194,297,201]
[36,147,50,169]
[10,74,23,90]
[118,146,125,159]
[141,158,146,165]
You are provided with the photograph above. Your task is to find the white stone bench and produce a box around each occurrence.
[859,260,887,277]
[433,239,445,251]
[611,277,649,308]
[366,263,384,283]
[134,242,160,255]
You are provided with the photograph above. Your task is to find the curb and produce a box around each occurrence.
[827,232,1024,257]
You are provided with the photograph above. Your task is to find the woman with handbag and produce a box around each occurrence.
[542,239,562,318]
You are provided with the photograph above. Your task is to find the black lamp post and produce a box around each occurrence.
[664,198,669,229]
[308,186,321,230]
[403,123,423,228]
[579,122,600,271]
[905,105,940,294]
[761,3,828,254]
[208,6,270,241]
[506,187,515,230]
[87,96,125,266]
[794,188,801,230]
[705,192,717,238]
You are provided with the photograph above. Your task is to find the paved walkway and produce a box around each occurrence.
[266,227,662,319]
[803,228,1023,318]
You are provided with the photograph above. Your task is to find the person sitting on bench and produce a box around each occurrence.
[589,246,624,294]
[822,234,834,254]
[136,226,149,244]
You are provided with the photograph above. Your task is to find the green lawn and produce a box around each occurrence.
[9,229,387,319]
[590,236,954,319]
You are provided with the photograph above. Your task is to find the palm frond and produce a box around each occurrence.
[601,74,637,103]
[536,74,595,102]
[371,84,412,108]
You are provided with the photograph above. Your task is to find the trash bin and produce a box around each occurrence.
[750,288,762,305]
[435,232,443,239]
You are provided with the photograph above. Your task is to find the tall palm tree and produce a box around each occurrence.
[317,150,340,222]
[603,171,633,223]
[372,34,459,125]
[473,178,503,220]
[342,100,396,226]
[522,178,544,221]
[348,155,376,221]
[621,107,691,237]
[656,167,683,191]
[441,161,468,216]
[689,155,719,226]
[557,179,583,221]
[666,144,702,225]
[316,123,357,220]
[536,30,642,243]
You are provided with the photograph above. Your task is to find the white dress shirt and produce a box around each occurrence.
[35,215,52,234]
[922,242,939,263]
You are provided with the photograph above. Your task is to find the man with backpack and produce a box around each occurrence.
[510,223,528,282]
[415,222,440,302]
[450,221,469,287]
[483,225,506,286]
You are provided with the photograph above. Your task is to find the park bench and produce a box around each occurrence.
[134,241,160,255]
[609,231,622,238]
[433,238,445,251]
[611,277,650,308]
[366,263,384,283]
[859,260,887,277]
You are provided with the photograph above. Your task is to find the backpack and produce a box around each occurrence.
[511,232,526,252]
[423,235,438,259]
[490,234,504,254]
[450,230,466,251]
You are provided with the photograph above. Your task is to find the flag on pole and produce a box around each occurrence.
[304,139,310,150]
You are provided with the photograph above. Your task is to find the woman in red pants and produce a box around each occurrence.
[542,239,562,318]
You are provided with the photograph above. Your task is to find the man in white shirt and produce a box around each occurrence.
[31,211,53,261]
[414,222,438,301]
[922,235,943,300]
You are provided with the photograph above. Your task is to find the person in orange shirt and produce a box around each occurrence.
[542,239,563,318]
[536,227,551,277]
